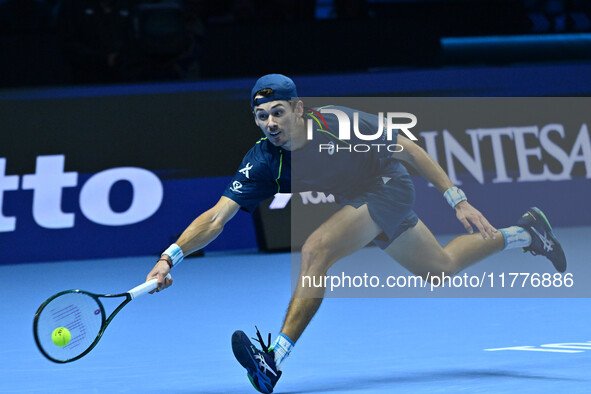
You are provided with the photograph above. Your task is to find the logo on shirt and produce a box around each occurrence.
[230,181,243,193]
[268,192,335,209]
[239,162,253,179]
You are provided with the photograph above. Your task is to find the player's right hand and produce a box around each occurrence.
[146,258,173,294]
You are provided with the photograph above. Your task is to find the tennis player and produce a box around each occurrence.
[146,74,566,393]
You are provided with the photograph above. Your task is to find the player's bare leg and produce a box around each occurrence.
[281,204,383,342]
[384,219,504,278]
[231,204,382,392]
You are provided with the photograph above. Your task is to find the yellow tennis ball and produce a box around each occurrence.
[52,327,71,347]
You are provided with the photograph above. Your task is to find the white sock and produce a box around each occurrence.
[499,226,532,250]
[271,333,294,370]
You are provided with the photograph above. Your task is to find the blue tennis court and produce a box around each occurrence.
[1,225,590,393]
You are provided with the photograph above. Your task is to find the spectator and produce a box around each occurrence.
[57,0,134,83]
[57,0,200,84]
[0,0,53,31]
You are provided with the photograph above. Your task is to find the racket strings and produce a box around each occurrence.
[35,292,103,362]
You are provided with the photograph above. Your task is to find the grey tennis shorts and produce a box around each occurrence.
[339,173,419,249]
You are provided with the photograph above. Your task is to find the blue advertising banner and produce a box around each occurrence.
[0,160,257,263]
[2,64,591,264]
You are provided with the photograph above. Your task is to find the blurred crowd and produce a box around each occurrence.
[0,0,317,84]
[0,0,589,86]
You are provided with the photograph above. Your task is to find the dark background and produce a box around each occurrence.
[1,0,591,89]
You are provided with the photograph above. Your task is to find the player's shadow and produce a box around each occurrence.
[279,368,587,393]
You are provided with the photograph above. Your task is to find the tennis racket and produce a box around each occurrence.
[33,273,171,363]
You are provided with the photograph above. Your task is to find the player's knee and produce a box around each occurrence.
[301,238,333,275]
[435,252,460,278]
[417,252,458,281]
[421,269,458,284]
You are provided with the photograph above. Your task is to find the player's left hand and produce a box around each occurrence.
[454,201,498,240]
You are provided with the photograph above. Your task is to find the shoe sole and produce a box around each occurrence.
[232,331,273,393]
[232,331,257,371]
[528,207,567,273]
[531,207,552,230]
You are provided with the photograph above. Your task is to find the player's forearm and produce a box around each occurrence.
[403,145,454,193]
[174,210,225,256]
[161,197,240,263]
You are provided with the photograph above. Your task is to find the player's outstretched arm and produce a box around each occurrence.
[146,196,241,292]
[394,135,497,239]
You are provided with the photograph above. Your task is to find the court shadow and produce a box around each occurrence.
[278,368,588,394]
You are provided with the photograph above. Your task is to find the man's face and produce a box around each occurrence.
[253,99,303,151]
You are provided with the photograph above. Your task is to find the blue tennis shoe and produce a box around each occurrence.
[232,327,281,393]
[517,207,566,272]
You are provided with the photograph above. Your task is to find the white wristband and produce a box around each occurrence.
[162,243,184,267]
[443,187,467,208]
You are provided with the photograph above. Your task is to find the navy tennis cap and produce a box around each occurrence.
[251,74,298,108]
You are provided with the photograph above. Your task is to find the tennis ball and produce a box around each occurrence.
[52,327,71,347]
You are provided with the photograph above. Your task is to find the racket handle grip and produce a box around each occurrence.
[129,273,172,299]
